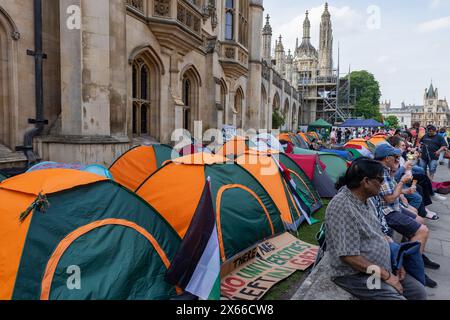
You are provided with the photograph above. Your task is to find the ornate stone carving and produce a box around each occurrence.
[154,0,171,17]
[272,72,282,89]
[225,47,235,59]
[177,1,202,35]
[11,31,20,41]
[126,0,144,12]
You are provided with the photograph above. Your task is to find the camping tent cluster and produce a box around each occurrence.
[1,133,355,300]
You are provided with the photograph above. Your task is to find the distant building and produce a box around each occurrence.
[411,82,450,128]
[381,82,450,129]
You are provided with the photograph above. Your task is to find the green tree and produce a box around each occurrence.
[347,70,382,120]
[385,115,400,129]
[272,110,285,129]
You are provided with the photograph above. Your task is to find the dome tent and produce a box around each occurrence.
[0,169,181,300]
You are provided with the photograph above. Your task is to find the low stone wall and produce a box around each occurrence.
[35,135,131,167]
[291,252,357,300]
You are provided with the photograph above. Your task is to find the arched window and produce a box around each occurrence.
[234,87,244,127]
[220,81,227,124]
[182,78,192,131]
[260,85,267,129]
[132,59,151,136]
[225,0,234,40]
[180,66,201,133]
[238,0,249,47]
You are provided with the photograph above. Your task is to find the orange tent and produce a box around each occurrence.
[216,136,253,158]
[368,134,388,146]
[0,169,182,300]
[110,144,176,191]
[136,153,288,262]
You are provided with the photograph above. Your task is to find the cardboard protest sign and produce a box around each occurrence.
[221,233,319,300]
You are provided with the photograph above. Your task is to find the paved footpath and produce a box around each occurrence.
[424,161,450,300]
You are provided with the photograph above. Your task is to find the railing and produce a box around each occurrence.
[177,0,202,35]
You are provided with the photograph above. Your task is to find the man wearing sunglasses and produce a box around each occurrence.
[373,144,438,288]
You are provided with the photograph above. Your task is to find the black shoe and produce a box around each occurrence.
[423,255,441,270]
[425,274,438,288]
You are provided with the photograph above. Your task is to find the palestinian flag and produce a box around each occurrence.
[165,180,221,300]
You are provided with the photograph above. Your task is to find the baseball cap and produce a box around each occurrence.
[374,144,402,160]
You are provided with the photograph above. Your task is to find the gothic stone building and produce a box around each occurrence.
[0,0,301,167]
[381,82,450,130]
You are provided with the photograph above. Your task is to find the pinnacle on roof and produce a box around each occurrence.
[262,14,272,35]
[427,81,437,99]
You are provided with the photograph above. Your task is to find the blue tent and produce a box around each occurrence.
[339,119,384,128]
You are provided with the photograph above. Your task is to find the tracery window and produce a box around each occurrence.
[132,59,151,135]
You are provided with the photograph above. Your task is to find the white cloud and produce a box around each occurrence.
[418,16,450,33]
[377,55,389,63]
[430,0,441,9]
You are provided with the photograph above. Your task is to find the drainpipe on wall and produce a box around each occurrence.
[16,0,48,166]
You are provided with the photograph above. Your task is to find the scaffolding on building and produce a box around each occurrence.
[297,49,356,125]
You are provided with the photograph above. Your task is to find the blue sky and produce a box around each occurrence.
[263,0,450,108]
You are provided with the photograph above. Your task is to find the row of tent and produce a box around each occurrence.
[0,132,389,300]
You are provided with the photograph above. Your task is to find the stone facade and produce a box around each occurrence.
[382,83,450,129]
[412,83,450,128]
[0,0,301,166]
[268,3,352,124]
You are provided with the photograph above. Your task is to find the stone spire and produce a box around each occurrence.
[286,49,294,83]
[319,2,333,77]
[297,11,318,58]
[303,10,311,40]
[262,14,273,61]
[275,35,285,74]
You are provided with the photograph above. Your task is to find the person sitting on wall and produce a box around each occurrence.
[326,158,427,300]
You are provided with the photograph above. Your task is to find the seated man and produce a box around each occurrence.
[373,144,439,287]
[326,158,427,300]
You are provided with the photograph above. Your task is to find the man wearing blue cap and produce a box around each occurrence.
[372,144,439,288]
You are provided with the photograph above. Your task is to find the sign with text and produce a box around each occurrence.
[221,233,319,300]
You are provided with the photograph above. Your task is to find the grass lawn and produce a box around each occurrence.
[263,200,329,300]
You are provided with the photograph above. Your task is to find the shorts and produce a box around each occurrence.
[385,209,421,239]
[419,159,438,175]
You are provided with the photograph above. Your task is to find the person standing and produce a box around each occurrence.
[438,127,448,165]
[337,128,343,144]
[419,125,448,180]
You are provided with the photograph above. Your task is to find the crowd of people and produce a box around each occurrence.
[324,124,449,300]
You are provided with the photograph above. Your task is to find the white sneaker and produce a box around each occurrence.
[425,209,440,221]
[432,194,447,201]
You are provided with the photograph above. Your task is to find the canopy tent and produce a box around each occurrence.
[0,169,182,300]
[339,119,385,128]
[136,153,287,262]
[292,148,349,184]
[109,144,176,191]
[307,119,332,139]
[308,119,332,130]
[286,154,337,198]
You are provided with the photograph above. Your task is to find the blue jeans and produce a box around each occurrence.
[420,159,438,175]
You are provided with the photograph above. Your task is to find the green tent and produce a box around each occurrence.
[0,172,6,182]
[2,170,182,300]
[307,119,333,139]
[293,147,348,184]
